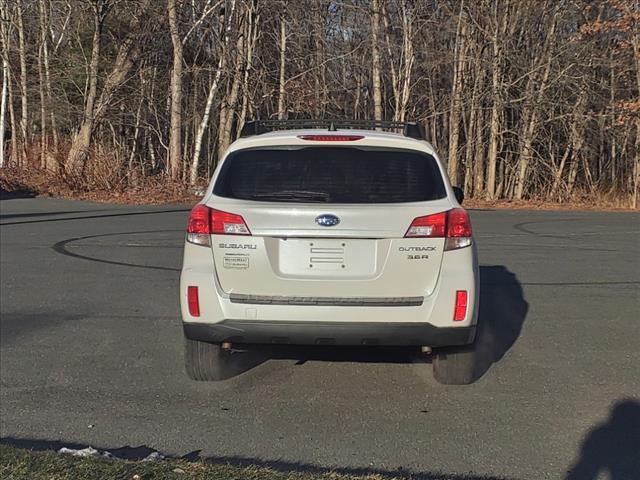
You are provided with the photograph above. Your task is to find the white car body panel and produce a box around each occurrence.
[180,128,479,346]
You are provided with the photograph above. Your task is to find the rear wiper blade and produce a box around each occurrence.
[250,190,331,202]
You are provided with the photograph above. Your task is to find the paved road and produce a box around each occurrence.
[1,197,639,479]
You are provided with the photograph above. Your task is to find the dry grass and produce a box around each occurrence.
[0,444,510,480]
[1,154,636,210]
[0,165,199,205]
[465,194,637,212]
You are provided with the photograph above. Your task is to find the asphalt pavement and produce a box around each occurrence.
[1,197,639,479]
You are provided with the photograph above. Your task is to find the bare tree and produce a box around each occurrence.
[67,0,153,177]
[65,0,109,176]
[0,45,6,168]
[15,0,28,161]
[277,1,287,120]
[167,0,183,180]
[0,0,636,207]
[0,0,17,166]
[447,1,467,186]
[370,0,383,121]
[190,0,237,185]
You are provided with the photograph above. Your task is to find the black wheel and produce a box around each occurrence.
[432,341,478,385]
[184,338,238,381]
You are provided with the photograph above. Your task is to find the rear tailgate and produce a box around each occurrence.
[207,142,453,300]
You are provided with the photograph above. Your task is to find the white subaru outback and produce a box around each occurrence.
[180,120,479,384]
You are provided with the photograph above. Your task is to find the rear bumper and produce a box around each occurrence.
[183,320,476,347]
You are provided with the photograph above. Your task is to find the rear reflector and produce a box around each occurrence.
[187,286,200,317]
[298,134,364,141]
[405,208,472,250]
[454,290,468,321]
[186,205,250,245]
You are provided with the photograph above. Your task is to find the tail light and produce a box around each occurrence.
[187,286,200,317]
[298,135,364,141]
[210,209,251,235]
[186,204,211,245]
[453,290,468,321]
[405,208,472,250]
[187,205,251,245]
[405,211,446,238]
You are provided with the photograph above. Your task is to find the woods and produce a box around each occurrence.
[0,0,638,205]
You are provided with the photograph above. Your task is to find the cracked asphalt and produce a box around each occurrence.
[1,197,639,479]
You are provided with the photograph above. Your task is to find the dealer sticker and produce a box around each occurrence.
[223,254,249,269]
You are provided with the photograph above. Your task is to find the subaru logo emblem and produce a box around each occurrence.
[315,214,340,227]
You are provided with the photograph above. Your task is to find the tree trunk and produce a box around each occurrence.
[6,60,17,165]
[447,2,466,186]
[39,0,57,151]
[397,2,414,122]
[190,0,237,185]
[313,1,324,117]
[496,155,505,198]
[239,3,258,133]
[67,0,151,177]
[127,90,144,182]
[514,10,557,200]
[633,119,639,209]
[218,34,244,160]
[37,38,47,169]
[277,8,287,120]
[550,144,571,199]
[381,1,399,120]
[354,70,362,118]
[473,97,485,197]
[167,0,183,180]
[486,1,506,200]
[16,0,28,161]
[632,32,640,208]
[566,117,586,197]
[609,53,617,190]
[66,0,105,175]
[0,54,6,168]
[187,66,198,172]
[464,92,476,197]
[370,0,383,122]
[0,0,17,165]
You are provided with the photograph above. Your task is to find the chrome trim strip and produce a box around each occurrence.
[229,294,423,307]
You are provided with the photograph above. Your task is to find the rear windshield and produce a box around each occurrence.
[213,147,446,203]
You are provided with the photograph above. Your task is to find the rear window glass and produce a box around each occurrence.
[213,147,446,203]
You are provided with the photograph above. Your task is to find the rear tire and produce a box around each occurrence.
[184,338,239,381]
[432,342,478,385]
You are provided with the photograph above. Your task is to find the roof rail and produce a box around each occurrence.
[239,119,425,140]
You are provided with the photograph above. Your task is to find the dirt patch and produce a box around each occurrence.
[0,166,200,205]
[1,166,637,210]
[465,197,637,212]
[0,173,38,200]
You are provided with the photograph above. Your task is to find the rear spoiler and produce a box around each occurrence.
[239,119,426,140]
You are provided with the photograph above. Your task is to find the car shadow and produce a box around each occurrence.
[565,399,640,480]
[225,265,528,384]
[464,264,529,382]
